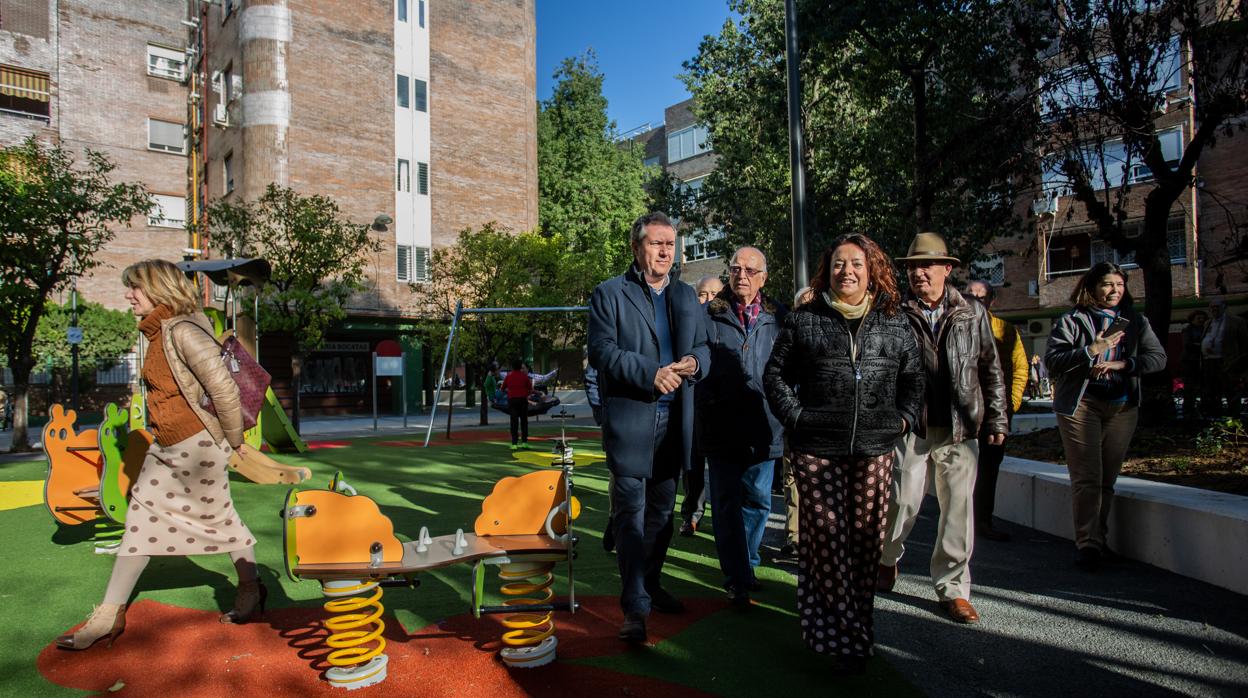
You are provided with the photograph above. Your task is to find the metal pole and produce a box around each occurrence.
[253,293,260,362]
[445,331,458,439]
[784,0,810,293]
[401,352,407,428]
[372,351,378,431]
[424,300,463,447]
[70,281,79,412]
[422,304,590,447]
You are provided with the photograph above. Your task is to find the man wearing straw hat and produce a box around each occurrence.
[878,232,1008,624]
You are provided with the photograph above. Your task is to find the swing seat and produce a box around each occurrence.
[491,393,562,417]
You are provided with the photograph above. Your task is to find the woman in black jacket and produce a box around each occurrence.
[764,234,924,671]
[1045,262,1166,571]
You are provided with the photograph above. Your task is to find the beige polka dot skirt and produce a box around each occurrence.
[120,430,254,556]
[792,450,894,659]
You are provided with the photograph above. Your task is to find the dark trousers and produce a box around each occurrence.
[708,456,774,591]
[1201,358,1241,417]
[1181,359,1202,419]
[680,450,709,524]
[507,397,529,444]
[974,441,1005,526]
[611,404,680,616]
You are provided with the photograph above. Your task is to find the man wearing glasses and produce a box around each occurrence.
[588,211,710,643]
[699,248,786,606]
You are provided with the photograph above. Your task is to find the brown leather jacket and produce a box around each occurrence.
[901,287,1008,443]
[158,312,244,448]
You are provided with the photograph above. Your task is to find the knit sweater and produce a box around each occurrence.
[140,305,204,446]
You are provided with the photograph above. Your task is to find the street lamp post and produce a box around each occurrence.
[784,0,810,293]
[70,278,80,412]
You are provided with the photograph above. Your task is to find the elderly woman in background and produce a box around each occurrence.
[764,234,924,672]
[57,260,263,650]
[1045,262,1166,572]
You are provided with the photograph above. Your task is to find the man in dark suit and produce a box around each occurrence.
[588,211,710,643]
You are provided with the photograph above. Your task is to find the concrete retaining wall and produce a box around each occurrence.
[995,456,1248,595]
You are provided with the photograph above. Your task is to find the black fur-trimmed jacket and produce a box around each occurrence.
[697,290,787,463]
[763,293,925,458]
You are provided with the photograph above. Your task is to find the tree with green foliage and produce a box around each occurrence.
[538,52,650,287]
[426,223,584,424]
[31,298,136,401]
[207,184,381,433]
[684,0,1042,292]
[1017,0,1248,337]
[0,137,152,451]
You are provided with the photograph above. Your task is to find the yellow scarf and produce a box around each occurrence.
[824,291,872,319]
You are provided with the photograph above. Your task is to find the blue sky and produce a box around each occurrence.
[536,1,736,136]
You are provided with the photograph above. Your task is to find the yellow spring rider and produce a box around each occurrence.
[282,455,582,689]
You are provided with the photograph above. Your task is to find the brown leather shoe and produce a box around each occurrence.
[940,598,980,624]
[876,564,898,592]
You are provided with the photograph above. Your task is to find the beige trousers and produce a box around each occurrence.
[782,453,799,545]
[1055,398,1138,551]
[881,427,978,601]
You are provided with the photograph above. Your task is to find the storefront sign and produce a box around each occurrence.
[316,341,369,353]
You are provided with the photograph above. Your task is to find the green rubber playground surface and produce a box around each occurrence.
[0,427,917,696]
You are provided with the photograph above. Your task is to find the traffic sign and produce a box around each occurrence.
[66,327,83,345]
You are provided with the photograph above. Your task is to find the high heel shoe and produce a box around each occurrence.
[220,579,267,624]
[56,603,127,650]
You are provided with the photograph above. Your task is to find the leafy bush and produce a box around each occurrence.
[1196,418,1247,456]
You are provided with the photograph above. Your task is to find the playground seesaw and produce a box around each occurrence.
[281,448,583,689]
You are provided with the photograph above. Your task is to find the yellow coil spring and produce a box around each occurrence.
[323,583,386,668]
[498,562,557,647]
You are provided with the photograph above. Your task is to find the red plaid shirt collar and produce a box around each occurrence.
[733,294,762,332]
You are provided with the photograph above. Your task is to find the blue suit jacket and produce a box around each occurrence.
[588,268,710,478]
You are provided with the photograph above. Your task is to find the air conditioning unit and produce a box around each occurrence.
[212,102,229,127]
[1031,196,1058,216]
[210,70,223,94]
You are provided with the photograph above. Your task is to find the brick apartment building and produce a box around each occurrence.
[631,98,726,285]
[975,29,1248,361]
[1,0,537,415]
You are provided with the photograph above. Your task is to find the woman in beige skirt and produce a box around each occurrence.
[57,260,265,650]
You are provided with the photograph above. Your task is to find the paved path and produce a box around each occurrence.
[759,495,1248,697]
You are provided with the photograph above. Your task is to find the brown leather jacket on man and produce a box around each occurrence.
[158,312,245,448]
[901,286,1008,443]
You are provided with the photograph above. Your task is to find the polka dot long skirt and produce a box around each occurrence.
[120,430,254,557]
[792,450,894,659]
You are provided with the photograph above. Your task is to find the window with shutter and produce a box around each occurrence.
[0,64,51,118]
[413,247,431,283]
[147,44,186,81]
[148,118,186,153]
[397,245,412,282]
[397,74,409,108]
[148,194,187,228]
[414,79,427,112]
[417,162,429,195]
[396,159,410,192]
